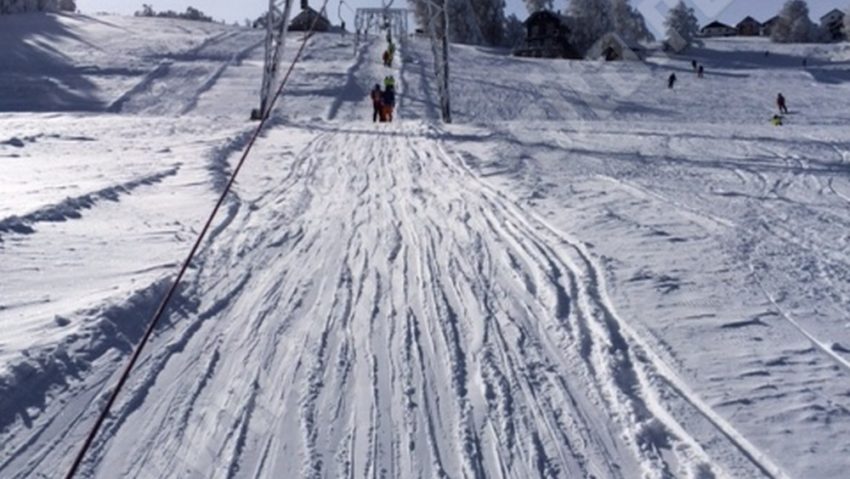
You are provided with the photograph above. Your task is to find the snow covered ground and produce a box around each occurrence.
[2,12,850,479]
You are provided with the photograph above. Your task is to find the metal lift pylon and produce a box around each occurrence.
[252,0,296,121]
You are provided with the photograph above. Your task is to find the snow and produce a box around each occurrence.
[2,12,850,479]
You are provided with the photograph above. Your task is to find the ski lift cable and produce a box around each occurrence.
[62,1,332,477]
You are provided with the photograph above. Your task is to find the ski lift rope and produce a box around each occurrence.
[61,0,333,477]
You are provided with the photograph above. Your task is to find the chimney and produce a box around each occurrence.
[301,0,308,10]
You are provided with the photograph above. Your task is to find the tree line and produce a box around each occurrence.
[0,0,75,14]
[409,0,848,51]
[410,0,655,49]
[134,4,214,23]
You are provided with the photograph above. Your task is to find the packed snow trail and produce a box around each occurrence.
[31,119,776,479]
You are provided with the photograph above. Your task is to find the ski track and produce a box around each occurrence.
[0,166,179,239]
[109,30,263,116]
[38,120,782,479]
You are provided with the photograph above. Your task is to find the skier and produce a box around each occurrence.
[668,73,677,89]
[382,50,391,67]
[387,42,396,66]
[370,84,383,122]
[341,21,346,37]
[771,114,783,126]
[697,65,704,78]
[777,93,788,114]
[381,84,395,122]
[384,75,395,90]
[691,59,697,70]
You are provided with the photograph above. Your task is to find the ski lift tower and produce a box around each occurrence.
[252,0,296,120]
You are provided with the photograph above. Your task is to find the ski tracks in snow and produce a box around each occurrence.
[72,121,785,479]
[109,30,263,116]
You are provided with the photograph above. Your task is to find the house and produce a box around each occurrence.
[820,8,846,41]
[289,0,330,32]
[700,21,736,37]
[513,10,582,59]
[585,32,642,61]
[761,16,780,36]
[736,16,761,36]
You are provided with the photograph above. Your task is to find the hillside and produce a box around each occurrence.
[1,13,850,479]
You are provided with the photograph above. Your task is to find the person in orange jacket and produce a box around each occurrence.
[381,84,395,122]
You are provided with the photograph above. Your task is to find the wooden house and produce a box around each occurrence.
[736,16,761,36]
[513,11,582,59]
[761,16,780,36]
[289,0,330,32]
[820,8,846,41]
[700,21,736,37]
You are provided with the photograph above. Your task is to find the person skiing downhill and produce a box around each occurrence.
[370,84,383,122]
[777,93,788,114]
[697,65,704,78]
[668,73,677,89]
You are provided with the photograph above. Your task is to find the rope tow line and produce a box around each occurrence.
[64,3,331,477]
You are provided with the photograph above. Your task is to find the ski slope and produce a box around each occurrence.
[2,13,850,479]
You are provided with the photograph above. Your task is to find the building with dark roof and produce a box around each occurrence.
[820,8,846,41]
[700,21,736,37]
[736,16,761,36]
[289,0,330,32]
[761,16,780,36]
[513,11,582,59]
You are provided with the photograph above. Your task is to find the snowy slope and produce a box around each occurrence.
[0,13,240,111]
[2,13,850,479]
